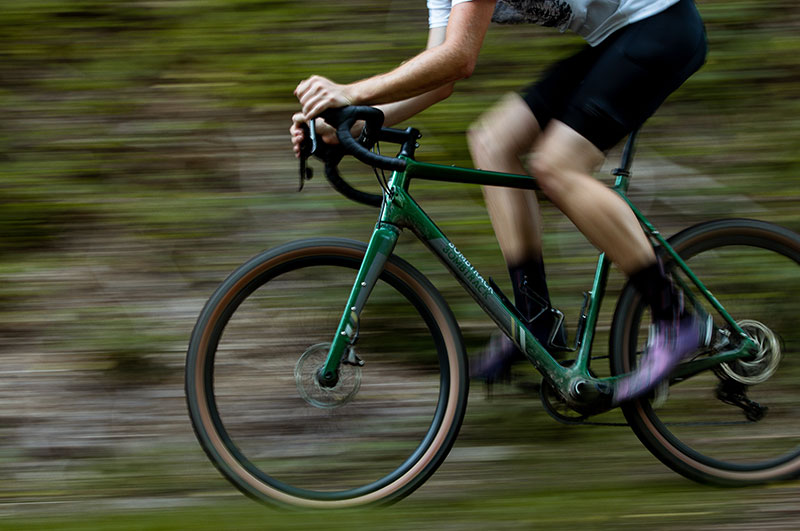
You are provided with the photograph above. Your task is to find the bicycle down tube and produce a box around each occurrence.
[324,159,608,398]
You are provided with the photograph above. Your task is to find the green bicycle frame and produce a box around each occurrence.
[320,157,758,404]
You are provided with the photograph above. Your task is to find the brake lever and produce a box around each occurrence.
[299,156,312,192]
[298,121,316,191]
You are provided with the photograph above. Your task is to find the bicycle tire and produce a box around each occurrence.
[186,238,468,508]
[610,218,800,485]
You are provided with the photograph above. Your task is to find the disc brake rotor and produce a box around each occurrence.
[294,343,361,409]
[719,319,781,385]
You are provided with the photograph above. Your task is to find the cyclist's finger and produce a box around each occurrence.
[298,95,315,117]
[302,95,329,120]
[289,115,306,150]
[292,132,304,147]
[290,116,307,158]
[290,122,305,137]
[293,77,312,100]
[315,119,334,134]
[294,75,322,99]
[291,131,306,158]
[296,80,322,108]
[299,85,339,117]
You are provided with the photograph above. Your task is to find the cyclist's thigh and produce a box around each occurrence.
[559,0,707,151]
[523,0,707,152]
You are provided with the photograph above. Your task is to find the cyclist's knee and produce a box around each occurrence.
[466,122,484,152]
[530,122,605,199]
[468,94,539,162]
[530,154,566,199]
[468,119,513,162]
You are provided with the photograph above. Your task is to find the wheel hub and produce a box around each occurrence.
[294,343,361,409]
[719,319,781,385]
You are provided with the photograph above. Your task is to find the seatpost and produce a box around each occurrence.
[612,129,639,193]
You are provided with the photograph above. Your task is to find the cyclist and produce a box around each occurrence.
[291,0,709,405]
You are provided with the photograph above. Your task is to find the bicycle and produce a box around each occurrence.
[186,106,800,509]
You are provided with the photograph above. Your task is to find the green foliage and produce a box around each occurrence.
[1,0,797,255]
[1,0,798,371]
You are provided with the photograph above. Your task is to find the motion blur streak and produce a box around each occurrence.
[0,1,798,528]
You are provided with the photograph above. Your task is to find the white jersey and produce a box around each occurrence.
[427,0,681,46]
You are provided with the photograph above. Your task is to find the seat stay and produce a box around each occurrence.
[618,189,753,344]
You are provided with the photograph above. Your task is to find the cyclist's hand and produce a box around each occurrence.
[294,75,354,120]
[289,113,306,158]
[290,113,340,159]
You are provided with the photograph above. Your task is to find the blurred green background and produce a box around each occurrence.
[1,0,799,529]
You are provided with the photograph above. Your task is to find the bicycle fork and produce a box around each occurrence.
[318,223,400,387]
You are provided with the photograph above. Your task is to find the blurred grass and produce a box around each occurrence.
[5,481,800,531]
[0,0,799,527]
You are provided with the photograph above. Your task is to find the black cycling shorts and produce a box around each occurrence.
[523,0,707,151]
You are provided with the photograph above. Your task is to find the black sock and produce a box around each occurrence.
[509,257,551,323]
[629,260,681,321]
[509,257,568,347]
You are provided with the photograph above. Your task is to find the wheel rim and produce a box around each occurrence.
[188,246,464,506]
[621,231,800,479]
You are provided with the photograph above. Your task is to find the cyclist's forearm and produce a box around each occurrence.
[376,84,454,127]
[347,47,469,106]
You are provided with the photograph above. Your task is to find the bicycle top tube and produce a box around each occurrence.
[300,105,640,205]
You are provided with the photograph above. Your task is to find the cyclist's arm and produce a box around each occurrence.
[290,27,451,156]
[295,0,495,120]
[374,27,452,127]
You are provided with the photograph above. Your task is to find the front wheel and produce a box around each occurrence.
[610,219,800,485]
[186,238,468,508]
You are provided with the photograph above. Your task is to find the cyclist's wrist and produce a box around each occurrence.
[345,81,366,106]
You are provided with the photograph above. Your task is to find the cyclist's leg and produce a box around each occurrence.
[531,121,654,274]
[468,93,558,320]
[528,0,708,403]
[468,92,543,267]
[467,45,618,379]
[467,93,565,381]
[529,120,693,346]
[531,120,709,405]
[524,0,706,273]
[470,40,617,330]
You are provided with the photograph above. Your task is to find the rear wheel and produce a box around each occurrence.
[611,219,800,485]
[186,238,468,507]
